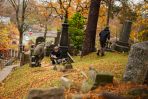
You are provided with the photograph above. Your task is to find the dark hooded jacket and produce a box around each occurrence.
[99,27,110,42]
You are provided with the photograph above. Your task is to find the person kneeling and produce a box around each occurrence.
[50,46,62,65]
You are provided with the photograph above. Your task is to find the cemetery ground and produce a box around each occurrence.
[0,52,148,99]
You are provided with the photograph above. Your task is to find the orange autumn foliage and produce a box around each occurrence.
[0,23,19,51]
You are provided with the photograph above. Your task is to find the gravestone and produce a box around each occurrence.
[30,37,45,67]
[59,18,69,58]
[123,41,148,84]
[115,20,132,52]
[81,67,113,93]
[27,87,65,99]
[60,77,72,89]
[33,43,45,67]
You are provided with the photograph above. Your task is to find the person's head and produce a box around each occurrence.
[54,46,59,52]
[104,26,109,31]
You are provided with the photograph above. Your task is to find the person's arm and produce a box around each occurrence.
[57,50,63,59]
[107,31,110,40]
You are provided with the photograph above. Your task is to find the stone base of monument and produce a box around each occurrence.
[27,87,64,99]
[114,41,130,52]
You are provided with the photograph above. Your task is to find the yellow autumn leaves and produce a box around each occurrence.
[0,23,19,50]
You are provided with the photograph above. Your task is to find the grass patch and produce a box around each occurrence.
[0,52,128,99]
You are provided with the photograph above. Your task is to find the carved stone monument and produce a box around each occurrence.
[115,20,132,52]
[59,18,69,58]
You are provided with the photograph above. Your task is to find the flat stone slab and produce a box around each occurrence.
[0,64,18,82]
[27,87,64,99]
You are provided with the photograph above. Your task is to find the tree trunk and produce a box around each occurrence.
[106,0,111,26]
[44,22,48,41]
[82,0,101,56]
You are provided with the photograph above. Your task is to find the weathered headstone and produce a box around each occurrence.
[27,87,65,99]
[81,67,113,93]
[81,79,94,93]
[93,73,113,87]
[123,41,148,83]
[32,43,45,67]
[115,20,132,52]
[88,67,97,82]
[60,77,72,89]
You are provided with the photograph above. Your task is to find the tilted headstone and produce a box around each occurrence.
[123,41,148,83]
[81,79,94,93]
[27,87,65,99]
[60,77,72,89]
[31,43,45,67]
[81,67,113,93]
[115,20,132,52]
[88,67,97,82]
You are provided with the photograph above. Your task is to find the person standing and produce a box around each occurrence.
[97,27,110,56]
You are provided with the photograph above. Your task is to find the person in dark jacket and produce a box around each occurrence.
[50,46,62,64]
[98,27,110,56]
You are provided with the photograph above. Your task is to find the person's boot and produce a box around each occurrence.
[97,50,100,56]
[101,48,105,56]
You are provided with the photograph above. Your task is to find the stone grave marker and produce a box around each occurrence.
[27,87,65,99]
[115,20,132,52]
[123,41,148,84]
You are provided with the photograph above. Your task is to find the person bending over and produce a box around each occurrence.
[50,46,62,64]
